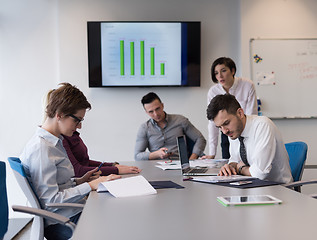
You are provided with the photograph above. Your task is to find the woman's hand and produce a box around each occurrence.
[88,174,121,190]
[75,167,101,185]
[116,165,141,174]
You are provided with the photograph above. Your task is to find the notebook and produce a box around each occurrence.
[176,135,221,176]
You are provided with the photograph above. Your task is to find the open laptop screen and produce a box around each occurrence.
[176,136,190,173]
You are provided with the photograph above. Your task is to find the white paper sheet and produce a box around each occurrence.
[97,175,157,198]
[191,175,256,183]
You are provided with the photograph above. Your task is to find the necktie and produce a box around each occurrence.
[239,136,249,166]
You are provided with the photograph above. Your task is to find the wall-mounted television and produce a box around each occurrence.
[87,21,201,87]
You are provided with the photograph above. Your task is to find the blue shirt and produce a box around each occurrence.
[20,127,91,226]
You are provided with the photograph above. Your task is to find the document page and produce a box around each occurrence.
[97,175,157,198]
[191,175,256,183]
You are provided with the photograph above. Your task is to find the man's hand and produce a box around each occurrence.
[218,162,238,176]
[189,153,199,160]
[200,155,215,159]
[149,148,171,159]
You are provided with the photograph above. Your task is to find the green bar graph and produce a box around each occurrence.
[140,41,145,75]
[160,63,165,75]
[130,42,135,75]
[151,47,155,75]
[120,40,124,75]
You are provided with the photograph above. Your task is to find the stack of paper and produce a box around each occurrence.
[97,175,157,198]
[191,175,255,183]
[155,159,228,170]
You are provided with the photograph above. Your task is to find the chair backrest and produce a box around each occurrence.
[0,161,9,240]
[8,157,44,240]
[285,142,308,182]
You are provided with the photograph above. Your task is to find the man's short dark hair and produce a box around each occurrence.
[211,57,237,83]
[207,94,241,120]
[141,92,162,105]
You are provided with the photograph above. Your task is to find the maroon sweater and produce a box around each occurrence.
[62,131,118,177]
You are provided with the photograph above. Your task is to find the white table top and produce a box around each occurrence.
[72,161,317,240]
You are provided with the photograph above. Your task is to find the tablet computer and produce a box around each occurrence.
[217,195,282,206]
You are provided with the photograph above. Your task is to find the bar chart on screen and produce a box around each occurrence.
[100,22,182,86]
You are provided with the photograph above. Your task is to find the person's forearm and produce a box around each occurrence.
[189,153,199,160]
[239,166,251,176]
[149,151,160,160]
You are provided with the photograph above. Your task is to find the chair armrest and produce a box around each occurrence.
[283,179,317,188]
[45,203,84,210]
[12,205,76,232]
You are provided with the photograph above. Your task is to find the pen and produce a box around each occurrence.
[97,161,104,171]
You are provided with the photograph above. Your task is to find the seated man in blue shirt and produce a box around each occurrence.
[134,92,206,160]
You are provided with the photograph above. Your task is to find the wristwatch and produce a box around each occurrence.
[238,165,247,175]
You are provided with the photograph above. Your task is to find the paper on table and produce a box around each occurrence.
[97,175,157,198]
[191,175,256,183]
[155,159,228,170]
[155,164,181,170]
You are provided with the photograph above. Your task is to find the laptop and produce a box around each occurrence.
[176,135,221,176]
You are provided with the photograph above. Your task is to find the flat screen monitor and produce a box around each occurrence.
[87,21,200,87]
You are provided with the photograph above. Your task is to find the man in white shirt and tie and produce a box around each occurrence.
[207,94,293,184]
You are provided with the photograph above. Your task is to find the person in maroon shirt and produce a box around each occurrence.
[62,131,141,177]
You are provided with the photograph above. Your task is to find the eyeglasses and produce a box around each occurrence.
[68,114,84,126]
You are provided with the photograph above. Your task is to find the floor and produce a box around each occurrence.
[4,218,32,240]
[11,221,32,240]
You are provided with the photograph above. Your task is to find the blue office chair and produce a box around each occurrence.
[8,157,84,240]
[284,141,308,192]
[0,161,9,240]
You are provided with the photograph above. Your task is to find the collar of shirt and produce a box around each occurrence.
[150,112,169,127]
[36,127,63,147]
[229,77,239,93]
[240,115,252,139]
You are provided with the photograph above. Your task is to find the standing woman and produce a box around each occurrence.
[205,57,258,159]
[20,83,120,240]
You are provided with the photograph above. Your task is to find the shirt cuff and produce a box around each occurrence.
[76,182,92,195]
[249,165,271,180]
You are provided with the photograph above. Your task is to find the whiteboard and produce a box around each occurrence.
[250,38,317,118]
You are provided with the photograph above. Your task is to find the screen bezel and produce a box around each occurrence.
[87,21,201,87]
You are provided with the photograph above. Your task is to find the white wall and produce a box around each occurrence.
[0,0,59,217]
[1,0,240,217]
[57,0,241,161]
[240,0,317,194]
[4,0,317,218]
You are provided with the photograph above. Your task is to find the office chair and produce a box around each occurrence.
[0,161,9,240]
[284,141,308,192]
[8,157,84,240]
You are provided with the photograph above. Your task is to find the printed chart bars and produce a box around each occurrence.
[120,40,165,76]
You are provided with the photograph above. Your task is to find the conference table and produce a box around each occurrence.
[73,161,317,240]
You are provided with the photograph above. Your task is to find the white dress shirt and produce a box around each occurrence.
[20,127,91,226]
[207,77,258,156]
[228,115,293,183]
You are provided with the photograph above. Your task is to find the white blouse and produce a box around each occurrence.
[207,77,258,156]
